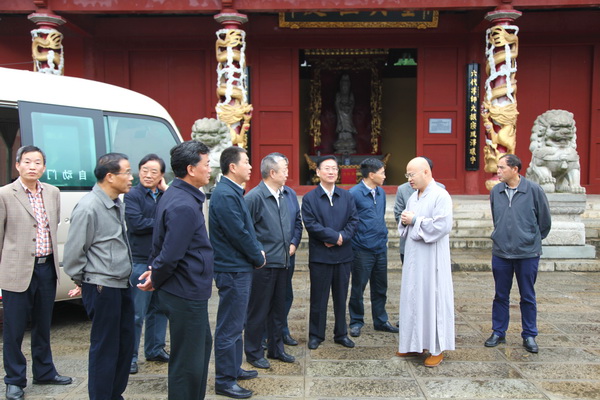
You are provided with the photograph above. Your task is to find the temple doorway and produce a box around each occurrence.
[298,48,417,186]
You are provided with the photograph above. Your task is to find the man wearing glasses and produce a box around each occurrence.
[301,156,358,350]
[397,157,454,368]
[64,153,135,400]
[124,154,170,375]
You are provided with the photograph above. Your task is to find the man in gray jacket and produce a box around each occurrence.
[63,153,134,400]
[484,154,551,354]
[244,153,295,370]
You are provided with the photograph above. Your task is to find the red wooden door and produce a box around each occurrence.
[248,47,300,189]
[416,46,466,194]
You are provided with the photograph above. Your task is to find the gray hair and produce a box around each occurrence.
[260,153,288,179]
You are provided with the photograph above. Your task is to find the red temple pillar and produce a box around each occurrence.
[481,5,521,190]
[28,10,66,75]
[214,4,252,148]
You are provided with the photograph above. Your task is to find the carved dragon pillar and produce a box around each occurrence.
[481,5,521,190]
[214,3,252,148]
[28,7,65,75]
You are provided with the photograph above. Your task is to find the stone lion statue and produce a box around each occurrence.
[191,118,231,191]
[526,109,585,193]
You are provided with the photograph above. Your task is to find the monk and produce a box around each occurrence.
[397,157,455,367]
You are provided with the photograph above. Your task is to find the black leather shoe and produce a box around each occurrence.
[375,321,399,333]
[267,352,295,363]
[130,362,138,374]
[334,336,355,348]
[349,326,361,337]
[6,384,24,400]
[484,333,506,347]
[523,336,539,353]
[146,348,170,363]
[307,338,321,350]
[283,334,298,346]
[33,374,73,385]
[238,369,258,380]
[215,383,253,399]
[247,357,270,369]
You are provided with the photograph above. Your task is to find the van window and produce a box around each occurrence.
[18,102,105,190]
[31,111,97,189]
[105,115,178,184]
[17,101,179,190]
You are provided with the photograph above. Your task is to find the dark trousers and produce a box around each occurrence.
[158,290,211,400]
[82,283,135,400]
[214,271,252,389]
[3,260,58,387]
[491,255,539,338]
[308,261,351,342]
[282,256,295,336]
[130,262,168,363]
[349,248,390,329]
[245,267,288,361]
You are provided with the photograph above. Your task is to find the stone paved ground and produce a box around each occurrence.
[4,269,600,399]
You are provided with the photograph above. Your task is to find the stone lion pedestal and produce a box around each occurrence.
[542,194,596,260]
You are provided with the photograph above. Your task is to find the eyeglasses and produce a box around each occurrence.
[319,167,339,172]
[113,170,133,176]
[140,167,161,176]
[405,170,424,179]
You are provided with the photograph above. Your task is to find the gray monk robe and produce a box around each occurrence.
[398,180,455,356]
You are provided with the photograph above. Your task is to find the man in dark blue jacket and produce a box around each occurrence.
[139,141,214,400]
[244,153,295,369]
[348,158,398,338]
[124,154,169,375]
[485,154,551,354]
[210,146,265,399]
[301,156,359,350]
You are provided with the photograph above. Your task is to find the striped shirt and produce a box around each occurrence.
[19,178,52,257]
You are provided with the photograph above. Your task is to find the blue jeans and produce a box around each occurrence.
[491,255,539,338]
[214,271,252,389]
[349,248,389,329]
[130,262,168,363]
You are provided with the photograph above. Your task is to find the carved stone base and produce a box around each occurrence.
[541,193,596,259]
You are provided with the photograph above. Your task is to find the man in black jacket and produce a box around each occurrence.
[210,146,265,399]
[484,154,551,354]
[244,153,295,369]
[138,141,214,400]
[301,156,359,350]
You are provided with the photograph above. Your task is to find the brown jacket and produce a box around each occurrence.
[0,179,61,292]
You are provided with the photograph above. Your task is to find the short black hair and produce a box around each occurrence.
[360,158,384,179]
[95,153,128,182]
[16,145,46,165]
[317,155,338,169]
[220,146,247,175]
[500,153,522,172]
[138,153,166,173]
[170,141,210,178]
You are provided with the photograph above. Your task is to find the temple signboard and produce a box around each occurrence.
[279,11,438,29]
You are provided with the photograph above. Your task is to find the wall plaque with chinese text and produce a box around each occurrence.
[279,11,439,29]
[465,63,480,171]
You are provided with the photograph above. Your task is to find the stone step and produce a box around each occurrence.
[293,247,600,272]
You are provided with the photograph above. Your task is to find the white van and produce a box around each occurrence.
[0,67,183,302]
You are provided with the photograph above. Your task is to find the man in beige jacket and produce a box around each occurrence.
[0,146,72,400]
